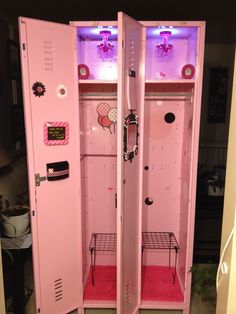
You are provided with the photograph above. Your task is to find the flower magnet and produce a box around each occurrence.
[32,81,46,97]
[56,84,68,99]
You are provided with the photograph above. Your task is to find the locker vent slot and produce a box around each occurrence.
[125,282,131,305]
[54,278,63,302]
[43,40,54,71]
[128,40,135,68]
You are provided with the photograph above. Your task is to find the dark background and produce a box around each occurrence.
[0,0,236,44]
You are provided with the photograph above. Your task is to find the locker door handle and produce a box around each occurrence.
[35,173,47,186]
[124,111,139,162]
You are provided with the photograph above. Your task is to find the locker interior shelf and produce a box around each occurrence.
[142,232,179,284]
[89,233,117,285]
[89,232,179,285]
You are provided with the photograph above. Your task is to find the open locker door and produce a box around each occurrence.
[19,18,83,314]
[117,12,145,314]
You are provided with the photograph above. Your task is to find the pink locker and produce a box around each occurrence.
[19,13,205,314]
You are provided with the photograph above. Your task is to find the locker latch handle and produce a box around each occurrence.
[124,110,139,163]
[35,173,47,186]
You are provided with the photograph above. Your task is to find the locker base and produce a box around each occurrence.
[84,265,116,301]
[141,266,183,302]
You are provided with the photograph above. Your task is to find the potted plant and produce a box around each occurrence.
[0,195,30,237]
[191,264,217,303]
[207,179,225,196]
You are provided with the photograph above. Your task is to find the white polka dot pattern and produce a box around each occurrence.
[108,107,117,123]
[96,102,110,116]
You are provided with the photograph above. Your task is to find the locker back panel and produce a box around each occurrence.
[80,94,117,155]
[142,96,185,265]
[84,156,117,266]
[19,17,83,313]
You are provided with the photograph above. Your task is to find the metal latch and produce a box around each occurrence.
[35,173,46,186]
[115,193,117,208]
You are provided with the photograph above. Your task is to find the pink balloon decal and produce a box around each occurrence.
[96,103,117,134]
[96,102,110,116]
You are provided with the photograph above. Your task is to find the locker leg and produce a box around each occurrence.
[77,307,84,314]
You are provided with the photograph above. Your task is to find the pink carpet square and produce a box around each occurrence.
[84,266,116,300]
[141,266,183,302]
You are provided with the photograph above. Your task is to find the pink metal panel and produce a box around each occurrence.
[142,95,185,265]
[84,156,117,266]
[19,17,83,313]
[117,12,145,314]
[79,95,117,155]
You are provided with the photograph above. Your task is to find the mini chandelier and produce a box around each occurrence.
[156,31,174,59]
[97,30,114,59]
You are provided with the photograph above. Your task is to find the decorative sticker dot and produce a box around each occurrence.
[56,84,68,99]
[32,81,46,97]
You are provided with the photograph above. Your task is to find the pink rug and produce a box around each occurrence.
[84,265,183,302]
[141,266,183,302]
[84,266,116,300]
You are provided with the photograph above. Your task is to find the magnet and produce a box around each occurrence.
[78,64,90,80]
[56,84,68,98]
[44,122,69,145]
[181,64,195,79]
[32,81,46,97]
[145,197,154,206]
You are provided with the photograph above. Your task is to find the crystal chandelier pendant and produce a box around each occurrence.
[97,30,114,61]
[156,31,174,61]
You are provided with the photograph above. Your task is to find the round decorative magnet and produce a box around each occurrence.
[32,81,46,97]
[181,64,195,79]
[56,84,68,98]
[78,64,90,80]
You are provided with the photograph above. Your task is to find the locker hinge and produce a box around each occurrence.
[115,193,117,208]
[22,43,26,50]
[122,40,124,48]
[37,308,41,313]
[35,173,46,186]
[32,210,36,216]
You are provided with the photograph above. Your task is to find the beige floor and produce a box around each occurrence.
[18,259,215,314]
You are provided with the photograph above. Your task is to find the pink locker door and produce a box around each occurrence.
[19,18,83,314]
[117,12,145,314]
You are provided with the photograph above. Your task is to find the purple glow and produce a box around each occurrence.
[90,27,118,36]
[152,27,180,37]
